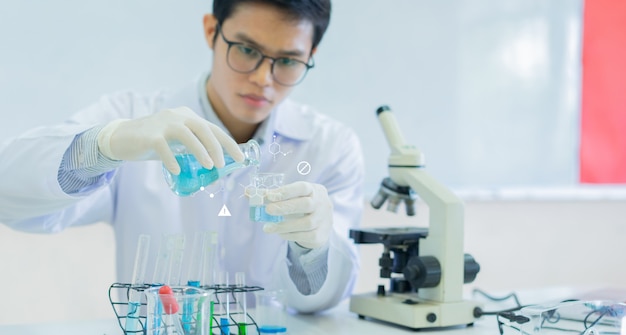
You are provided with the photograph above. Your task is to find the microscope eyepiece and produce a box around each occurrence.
[376,105,391,115]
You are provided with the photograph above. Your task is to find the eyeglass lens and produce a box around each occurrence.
[227,44,309,85]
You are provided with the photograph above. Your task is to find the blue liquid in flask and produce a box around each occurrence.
[249,205,283,223]
[164,140,260,196]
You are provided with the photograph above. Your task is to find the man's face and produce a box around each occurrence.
[204,3,315,125]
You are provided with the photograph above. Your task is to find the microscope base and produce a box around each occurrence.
[349,292,481,329]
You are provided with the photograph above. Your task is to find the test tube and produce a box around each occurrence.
[153,235,173,286]
[199,231,219,335]
[183,232,209,333]
[152,233,186,286]
[158,285,185,335]
[186,232,208,287]
[167,234,186,286]
[217,272,231,335]
[125,234,151,333]
[152,233,185,335]
[235,272,247,335]
[201,231,219,286]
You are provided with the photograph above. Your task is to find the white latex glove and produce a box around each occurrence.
[263,181,333,249]
[97,107,244,174]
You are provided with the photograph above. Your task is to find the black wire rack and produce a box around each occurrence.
[109,282,264,335]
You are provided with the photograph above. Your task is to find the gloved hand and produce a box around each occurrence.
[97,107,244,174]
[263,181,333,249]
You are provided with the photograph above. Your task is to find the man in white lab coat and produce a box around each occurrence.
[0,0,364,313]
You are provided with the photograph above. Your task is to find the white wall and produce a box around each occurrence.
[0,222,115,325]
[0,0,595,193]
[1,199,625,325]
[355,199,626,296]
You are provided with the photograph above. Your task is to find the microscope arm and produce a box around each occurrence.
[389,167,465,303]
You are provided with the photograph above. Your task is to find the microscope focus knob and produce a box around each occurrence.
[379,252,393,278]
[403,256,441,289]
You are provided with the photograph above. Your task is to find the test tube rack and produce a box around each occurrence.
[109,282,264,335]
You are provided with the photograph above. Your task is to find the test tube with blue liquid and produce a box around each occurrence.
[217,272,231,335]
[201,232,219,287]
[125,234,150,334]
[248,173,284,223]
[163,139,260,197]
[183,232,209,333]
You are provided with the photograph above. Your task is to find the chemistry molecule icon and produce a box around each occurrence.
[243,174,284,198]
[205,183,225,199]
[269,135,291,161]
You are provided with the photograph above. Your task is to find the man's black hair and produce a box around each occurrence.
[212,0,331,50]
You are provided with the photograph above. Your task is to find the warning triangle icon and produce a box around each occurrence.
[218,204,231,217]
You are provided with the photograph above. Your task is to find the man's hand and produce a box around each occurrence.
[263,181,333,249]
[97,106,244,174]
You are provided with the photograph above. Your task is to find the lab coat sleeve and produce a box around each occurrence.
[0,92,160,232]
[277,127,365,313]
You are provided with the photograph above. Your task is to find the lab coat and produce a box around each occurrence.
[0,75,365,313]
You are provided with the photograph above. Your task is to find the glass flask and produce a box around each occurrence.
[254,290,288,334]
[163,139,260,196]
[145,285,213,335]
[248,172,284,223]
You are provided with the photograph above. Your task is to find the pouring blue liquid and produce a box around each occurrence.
[163,139,260,196]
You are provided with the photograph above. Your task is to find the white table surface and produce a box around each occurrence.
[0,286,599,335]
[0,301,498,335]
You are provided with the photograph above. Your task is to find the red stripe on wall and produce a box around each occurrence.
[580,0,626,183]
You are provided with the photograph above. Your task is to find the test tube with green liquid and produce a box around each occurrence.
[235,272,248,335]
[201,232,219,335]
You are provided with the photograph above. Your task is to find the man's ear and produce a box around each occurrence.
[311,47,317,57]
[203,14,218,50]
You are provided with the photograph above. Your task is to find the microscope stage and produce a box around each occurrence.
[349,227,428,245]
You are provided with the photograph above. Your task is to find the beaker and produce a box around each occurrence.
[254,290,288,334]
[247,172,284,223]
[145,285,213,335]
[163,139,260,196]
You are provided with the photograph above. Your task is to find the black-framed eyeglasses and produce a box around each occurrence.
[216,24,314,86]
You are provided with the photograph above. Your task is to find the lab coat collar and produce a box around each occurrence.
[196,72,314,144]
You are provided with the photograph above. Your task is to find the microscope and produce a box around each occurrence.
[349,106,482,329]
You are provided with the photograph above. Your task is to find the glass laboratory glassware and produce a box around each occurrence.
[254,290,288,334]
[234,272,248,335]
[163,139,260,197]
[145,285,213,335]
[248,172,284,223]
[497,300,626,335]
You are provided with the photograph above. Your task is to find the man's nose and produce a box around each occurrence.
[249,57,273,86]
